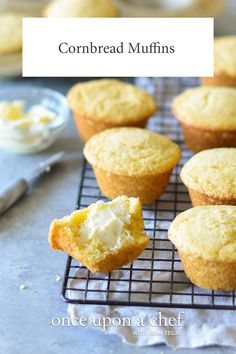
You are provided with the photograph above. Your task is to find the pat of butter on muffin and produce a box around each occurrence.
[79,198,135,250]
[49,196,149,273]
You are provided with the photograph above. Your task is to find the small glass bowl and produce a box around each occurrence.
[0,86,70,154]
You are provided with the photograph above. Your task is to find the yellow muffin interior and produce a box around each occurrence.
[172,86,236,131]
[67,79,157,124]
[168,205,236,262]
[181,148,236,200]
[214,36,236,78]
[84,127,181,176]
[49,196,149,272]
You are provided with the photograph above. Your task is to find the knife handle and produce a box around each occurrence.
[0,179,29,215]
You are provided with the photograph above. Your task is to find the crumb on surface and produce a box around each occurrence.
[55,274,62,282]
[20,284,27,290]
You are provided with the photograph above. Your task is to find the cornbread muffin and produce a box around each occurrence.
[168,205,236,291]
[181,148,236,206]
[202,36,236,87]
[172,86,236,151]
[180,148,236,206]
[67,79,157,142]
[0,13,22,55]
[49,196,149,272]
[44,0,118,17]
[84,127,181,204]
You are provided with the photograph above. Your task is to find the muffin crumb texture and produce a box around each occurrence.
[172,86,236,131]
[169,206,236,263]
[181,148,236,201]
[84,127,181,176]
[68,79,157,124]
[49,196,149,272]
[214,36,236,78]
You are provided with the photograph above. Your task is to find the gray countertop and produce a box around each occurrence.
[0,78,235,354]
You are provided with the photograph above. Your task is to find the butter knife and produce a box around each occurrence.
[0,151,64,215]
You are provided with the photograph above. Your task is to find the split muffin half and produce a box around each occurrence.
[49,196,149,273]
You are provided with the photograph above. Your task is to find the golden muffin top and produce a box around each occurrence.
[0,13,22,55]
[84,127,181,176]
[181,148,236,200]
[172,86,236,131]
[214,36,236,78]
[45,0,118,17]
[168,206,236,262]
[67,79,157,124]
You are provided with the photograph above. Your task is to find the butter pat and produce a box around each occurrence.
[0,100,55,127]
[49,195,149,272]
[79,196,135,250]
[0,100,24,120]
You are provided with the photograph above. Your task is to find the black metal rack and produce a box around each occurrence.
[61,78,236,310]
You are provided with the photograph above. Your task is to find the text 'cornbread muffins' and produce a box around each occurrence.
[84,127,181,204]
[202,36,236,87]
[44,0,118,18]
[0,13,22,55]
[168,206,236,291]
[49,196,149,272]
[172,86,236,152]
[67,79,157,142]
[181,148,236,206]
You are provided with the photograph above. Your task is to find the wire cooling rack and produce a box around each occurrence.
[62,78,236,310]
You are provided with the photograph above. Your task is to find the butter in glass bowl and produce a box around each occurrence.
[0,87,69,154]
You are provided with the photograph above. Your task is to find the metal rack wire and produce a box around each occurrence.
[62,78,236,310]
